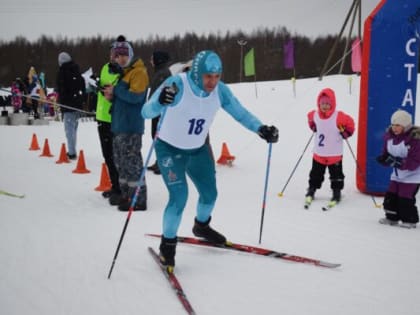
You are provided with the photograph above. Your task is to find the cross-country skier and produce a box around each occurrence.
[142,50,279,271]
[305,88,355,206]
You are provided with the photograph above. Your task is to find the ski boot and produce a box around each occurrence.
[159,236,177,273]
[331,189,341,203]
[304,187,316,209]
[192,217,226,245]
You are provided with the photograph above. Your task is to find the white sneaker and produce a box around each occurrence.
[400,222,417,229]
[378,218,398,226]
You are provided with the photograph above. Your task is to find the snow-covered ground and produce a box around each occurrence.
[1,75,420,315]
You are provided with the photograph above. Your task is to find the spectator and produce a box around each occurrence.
[103,37,149,211]
[96,39,122,200]
[56,52,86,160]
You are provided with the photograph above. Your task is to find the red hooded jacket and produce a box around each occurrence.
[307,88,355,165]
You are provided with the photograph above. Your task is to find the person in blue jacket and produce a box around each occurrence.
[142,50,278,271]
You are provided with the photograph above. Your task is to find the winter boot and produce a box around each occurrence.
[192,217,226,245]
[400,222,417,229]
[102,187,121,199]
[109,192,123,205]
[331,189,341,202]
[378,217,398,226]
[118,186,147,211]
[159,236,177,272]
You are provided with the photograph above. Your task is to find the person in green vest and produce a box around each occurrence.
[96,38,122,201]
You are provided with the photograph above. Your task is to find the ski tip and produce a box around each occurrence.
[321,262,342,268]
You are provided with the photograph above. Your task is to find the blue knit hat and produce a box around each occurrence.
[189,50,222,91]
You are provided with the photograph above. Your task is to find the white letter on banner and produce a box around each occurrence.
[401,89,414,107]
[406,38,417,57]
[404,63,415,82]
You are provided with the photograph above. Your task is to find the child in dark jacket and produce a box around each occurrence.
[305,88,355,206]
[376,109,420,228]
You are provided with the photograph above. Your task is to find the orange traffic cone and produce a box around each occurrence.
[217,142,235,166]
[39,139,54,157]
[94,162,112,191]
[29,133,40,151]
[72,150,91,174]
[56,143,70,164]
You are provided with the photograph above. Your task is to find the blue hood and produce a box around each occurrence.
[188,50,222,92]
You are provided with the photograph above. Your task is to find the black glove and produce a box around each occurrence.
[158,83,178,105]
[108,62,123,76]
[258,125,279,143]
[376,154,402,168]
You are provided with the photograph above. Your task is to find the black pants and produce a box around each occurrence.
[383,187,420,224]
[308,159,345,190]
[98,121,120,192]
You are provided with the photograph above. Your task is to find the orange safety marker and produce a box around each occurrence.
[29,133,40,150]
[72,150,91,174]
[39,139,54,157]
[216,142,235,166]
[56,143,70,164]
[94,162,112,191]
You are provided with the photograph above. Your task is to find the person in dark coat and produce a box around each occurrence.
[147,50,171,175]
[56,52,86,159]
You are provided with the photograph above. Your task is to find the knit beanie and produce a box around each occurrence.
[391,109,413,131]
[58,52,72,66]
[152,51,170,67]
[114,42,130,56]
[113,40,134,67]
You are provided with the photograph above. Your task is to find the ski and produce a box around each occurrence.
[146,234,341,269]
[322,200,338,211]
[0,190,25,198]
[148,247,197,315]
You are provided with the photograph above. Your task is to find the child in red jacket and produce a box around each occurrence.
[305,88,355,205]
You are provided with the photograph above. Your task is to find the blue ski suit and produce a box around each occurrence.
[142,51,263,238]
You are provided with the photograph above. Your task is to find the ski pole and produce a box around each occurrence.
[343,137,381,208]
[258,142,273,244]
[108,83,177,279]
[277,133,314,197]
[107,115,165,279]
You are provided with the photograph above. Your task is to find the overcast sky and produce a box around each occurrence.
[0,0,381,42]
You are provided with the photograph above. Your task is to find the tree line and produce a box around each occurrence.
[0,27,414,88]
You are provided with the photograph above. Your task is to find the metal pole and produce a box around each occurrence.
[237,39,247,82]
